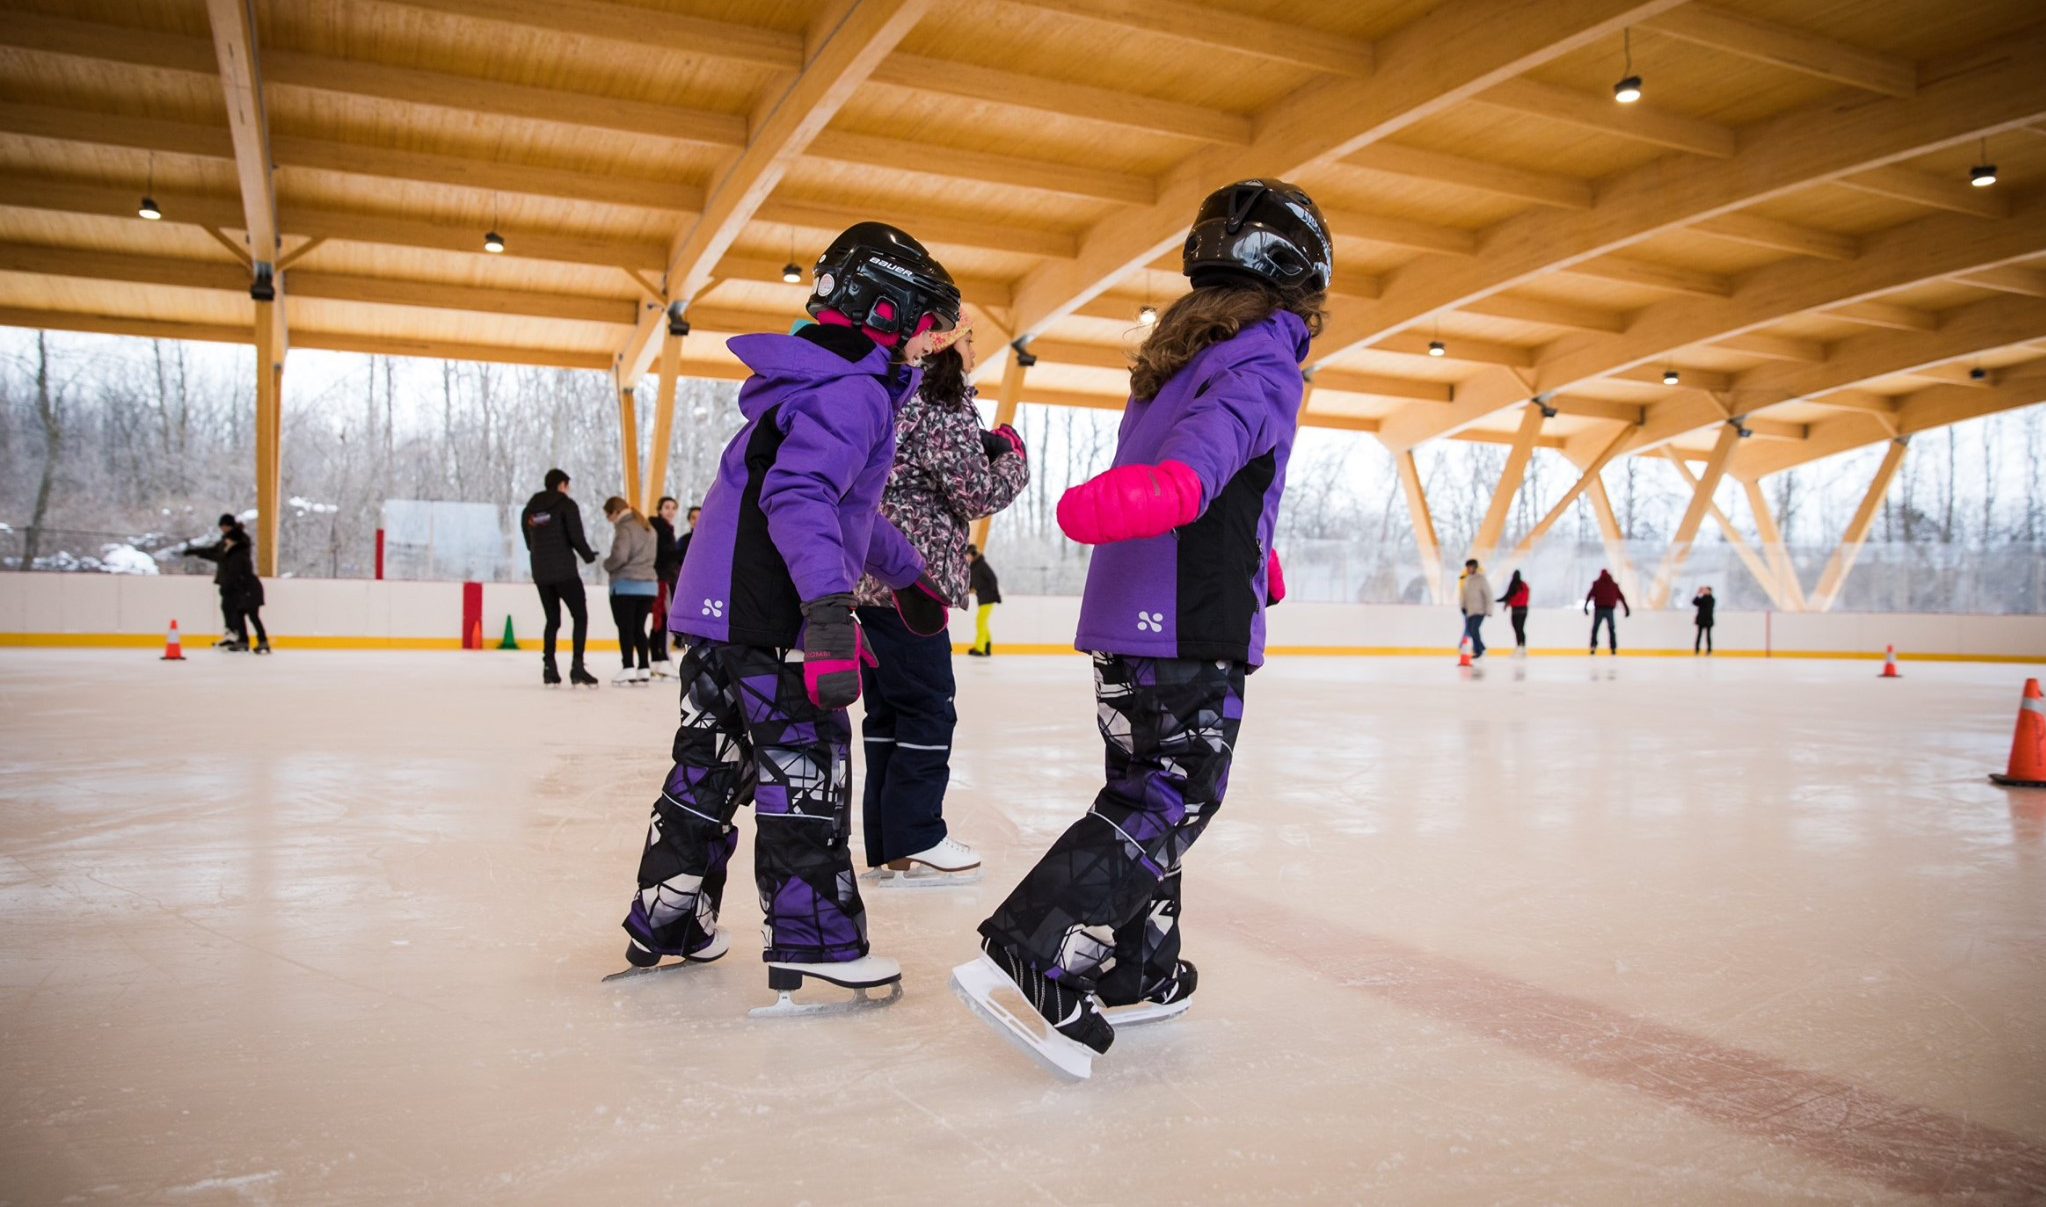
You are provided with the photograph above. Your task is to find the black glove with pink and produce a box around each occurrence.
[892,573,950,637]
[979,424,1026,463]
[800,594,869,709]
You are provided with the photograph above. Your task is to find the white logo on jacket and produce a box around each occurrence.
[1135,611,1164,633]
[702,599,724,618]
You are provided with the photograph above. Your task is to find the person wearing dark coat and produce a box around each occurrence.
[650,496,682,671]
[520,468,598,686]
[183,513,268,653]
[1584,569,1630,655]
[1692,585,1716,655]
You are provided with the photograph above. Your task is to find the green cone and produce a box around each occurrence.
[498,615,519,651]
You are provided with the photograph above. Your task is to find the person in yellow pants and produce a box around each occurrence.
[967,544,1000,656]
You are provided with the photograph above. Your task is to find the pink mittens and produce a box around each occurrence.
[1055,459,1203,545]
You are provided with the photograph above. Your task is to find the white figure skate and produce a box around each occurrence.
[949,954,1098,1081]
[612,666,640,686]
[860,836,982,888]
[749,954,902,1018]
[602,929,731,983]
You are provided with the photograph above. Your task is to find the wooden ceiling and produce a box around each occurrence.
[1,0,2043,482]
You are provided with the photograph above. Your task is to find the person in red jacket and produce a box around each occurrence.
[1497,569,1531,656]
[1584,569,1629,655]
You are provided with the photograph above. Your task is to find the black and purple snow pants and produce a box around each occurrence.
[980,653,1245,999]
[623,638,869,964]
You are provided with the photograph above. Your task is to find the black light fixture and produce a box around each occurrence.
[484,194,504,252]
[1662,368,1680,386]
[139,153,160,220]
[1613,28,1642,104]
[1970,138,1997,188]
[1970,365,1988,381]
[1138,304,1158,325]
[1428,339,1446,357]
[782,230,803,283]
[1012,337,1038,368]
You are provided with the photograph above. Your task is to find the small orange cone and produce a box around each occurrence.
[160,620,185,661]
[1456,636,1473,667]
[1878,644,1901,678]
[1990,679,2046,788]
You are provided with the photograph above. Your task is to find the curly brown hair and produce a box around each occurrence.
[917,344,971,410]
[1128,285,1325,401]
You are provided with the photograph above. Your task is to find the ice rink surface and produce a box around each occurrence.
[3,647,2044,1205]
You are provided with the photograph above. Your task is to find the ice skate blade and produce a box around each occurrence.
[748,980,902,1019]
[601,935,729,983]
[859,867,983,889]
[601,957,718,984]
[1103,997,1191,1026]
[948,956,1093,1081]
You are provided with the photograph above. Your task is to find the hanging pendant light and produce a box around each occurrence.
[1969,137,1997,187]
[139,153,161,220]
[1613,28,1642,104]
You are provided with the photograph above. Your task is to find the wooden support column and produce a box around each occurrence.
[1470,401,1546,564]
[969,348,1031,551]
[1584,477,1644,604]
[1742,477,1808,611]
[1503,423,1635,567]
[252,293,284,576]
[1662,451,1784,609]
[1394,449,1444,605]
[617,386,641,510]
[643,327,683,513]
[1809,438,1909,612]
[1647,422,1742,608]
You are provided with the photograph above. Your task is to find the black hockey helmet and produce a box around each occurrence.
[806,222,963,340]
[1183,178,1333,296]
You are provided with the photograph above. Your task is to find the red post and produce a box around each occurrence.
[374,528,385,580]
[461,581,483,649]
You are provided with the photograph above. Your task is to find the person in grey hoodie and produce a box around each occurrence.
[602,497,660,684]
[1460,558,1493,659]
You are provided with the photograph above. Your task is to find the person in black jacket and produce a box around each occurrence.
[966,543,1001,657]
[520,468,598,687]
[650,496,682,674]
[1692,585,1716,655]
[183,513,269,653]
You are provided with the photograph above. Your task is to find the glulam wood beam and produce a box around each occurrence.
[1006,0,1373,76]
[1474,78,1736,157]
[1640,3,1916,97]
[870,53,1252,144]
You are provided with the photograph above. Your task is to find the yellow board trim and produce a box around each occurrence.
[0,632,2038,664]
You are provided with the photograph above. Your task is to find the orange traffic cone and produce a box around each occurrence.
[1878,644,1901,678]
[1990,679,2046,788]
[1456,636,1473,667]
[160,620,186,661]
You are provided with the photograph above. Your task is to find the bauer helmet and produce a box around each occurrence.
[806,222,963,341]
[1183,178,1333,296]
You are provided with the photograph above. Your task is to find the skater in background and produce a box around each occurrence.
[852,319,1029,886]
[1460,558,1492,659]
[602,497,659,685]
[677,505,701,569]
[1499,569,1530,656]
[958,178,1329,1076]
[183,513,268,653]
[650,496,682,674]
[1585,568,1629,655]
[1692,585,1715,655]
[520,468,598,687]
[615,222,960,1009]
[966,544,1000,656]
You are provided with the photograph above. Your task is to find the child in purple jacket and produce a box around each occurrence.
[613,222,955,1014]
[952,180,1331,1077]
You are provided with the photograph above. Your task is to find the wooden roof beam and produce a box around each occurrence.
[710,256,1012,309]
[1956,265,2046,298]
[1836,166,2009,219]
[1345,144,1592,209]
[1564,255,1731,297]
[869,54,1252,144]
[1825,300,1937,332]
[641,0,936,387]
[1464,295,1630,333]
[999,0,1683,347]
[1639,3,1916,97]
[1317,19,2046,388]
[802,132,1152,205]
[756,199,1074,259]
[1005,0,1373,76]
[204,0,278,264]
[1371,331,1535,369]
[1321,210,1477,256]
[372,0,804,70]
[1473,78,1735,157]
[1711,332,1827,362]
[1380,189,2046,453]
[1734,371,2046,479]
[1691,213,1859,261]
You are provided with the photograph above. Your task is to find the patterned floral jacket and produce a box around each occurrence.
[854,387,1028,610]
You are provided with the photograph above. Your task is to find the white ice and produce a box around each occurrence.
[2,649,2043,1204]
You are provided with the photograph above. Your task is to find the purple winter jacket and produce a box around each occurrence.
[669,329,926,648]
[1073,309,1309,667]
